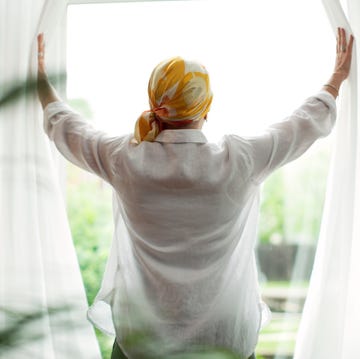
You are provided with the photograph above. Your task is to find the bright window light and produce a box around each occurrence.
[67,0,334,142]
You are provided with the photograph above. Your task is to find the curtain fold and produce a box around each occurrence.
[294,0,359,357]
[0,1,101,358]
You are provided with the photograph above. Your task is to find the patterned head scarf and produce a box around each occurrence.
[134,57,213,143]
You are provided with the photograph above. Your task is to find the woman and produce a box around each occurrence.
[37,28,354,359]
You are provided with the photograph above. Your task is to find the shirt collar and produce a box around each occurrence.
[154,129,208,144]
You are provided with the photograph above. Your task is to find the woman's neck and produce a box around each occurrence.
[162,118,205,130]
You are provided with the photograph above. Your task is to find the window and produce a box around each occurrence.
[66,1,335,357]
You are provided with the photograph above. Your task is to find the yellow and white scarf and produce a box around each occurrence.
[134,57,213,143]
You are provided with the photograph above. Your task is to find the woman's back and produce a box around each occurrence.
[105,129,265,357]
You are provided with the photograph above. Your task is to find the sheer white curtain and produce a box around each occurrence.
[0,1,101,358]
[294,0,359,357]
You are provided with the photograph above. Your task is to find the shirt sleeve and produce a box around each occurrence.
[43,101,125,183]
[243,91,337,184]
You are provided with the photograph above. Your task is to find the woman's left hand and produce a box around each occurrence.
[334,27,354,81]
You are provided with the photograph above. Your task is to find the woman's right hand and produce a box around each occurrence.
[37,33,62,108]
[37,33,47,77]
[334,27,354,81]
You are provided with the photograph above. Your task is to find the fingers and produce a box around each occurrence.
[334,28,355,79]
[337,27,342,53]
[37,33,46,74]
[336,28,346,53]
[348,33,354,55]
[37,33,43,44]
[337,27,346,53]
[37,33,45,57]
[337,27,355,54]
[342,28,347,52]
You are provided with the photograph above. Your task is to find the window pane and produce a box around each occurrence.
[66,1,334,357]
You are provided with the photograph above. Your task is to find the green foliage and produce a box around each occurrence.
[0,74,66,107]
[66,168,112,303]
[0,305,88,357]
[259,144,330,244]
[66,164,113,358]
[259,171,286,244]
[281,147,330,243]
[95,328,114,359]
[68,98,94,119]
[113,328,245,359]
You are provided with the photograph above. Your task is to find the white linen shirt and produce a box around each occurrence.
[44,91,336,358]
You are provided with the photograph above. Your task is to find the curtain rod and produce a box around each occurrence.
[68,0,193,4]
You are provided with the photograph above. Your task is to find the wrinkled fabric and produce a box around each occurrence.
[0,0,101,358]
[294,1,360,358]
[134,57,213,143]
[43,91,336,359]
